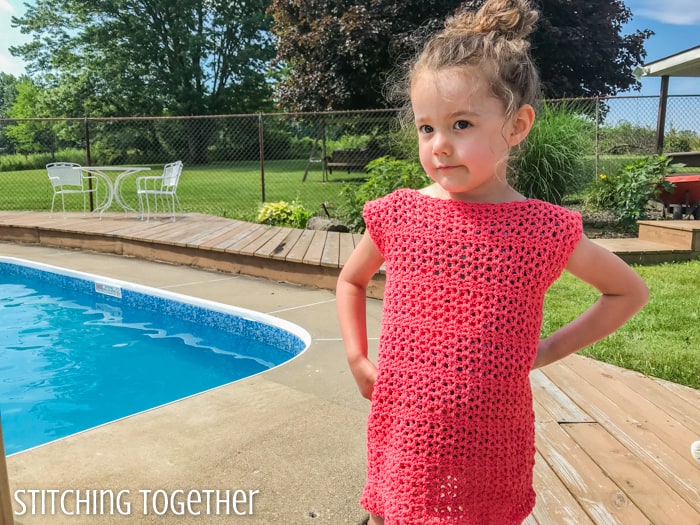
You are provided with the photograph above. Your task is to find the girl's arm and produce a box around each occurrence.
[533,234,649,369]
[336,233,385,400]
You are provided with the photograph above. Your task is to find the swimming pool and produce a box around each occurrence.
[0,257,311,455]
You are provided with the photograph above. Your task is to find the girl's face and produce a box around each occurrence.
[411,68,532,202]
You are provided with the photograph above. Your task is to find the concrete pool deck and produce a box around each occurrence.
[2,242,375,525]
[1,241,699,525]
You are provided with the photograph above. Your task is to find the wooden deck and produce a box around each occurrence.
[0,211,380,295]
[0,211,698,298]
[0,211,699,524]
[530,359,700,524]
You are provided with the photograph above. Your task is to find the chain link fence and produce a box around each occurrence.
[0,95,698,220]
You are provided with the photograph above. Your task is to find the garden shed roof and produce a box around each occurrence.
[633,45,700,79]
[632,45,700,153]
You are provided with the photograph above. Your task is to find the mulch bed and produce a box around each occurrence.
[566,201,668,239]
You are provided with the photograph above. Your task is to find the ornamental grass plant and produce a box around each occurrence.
[510,101,593,204]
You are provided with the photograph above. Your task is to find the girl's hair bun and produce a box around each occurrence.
[446,0,538,41]
[387,0,542,122]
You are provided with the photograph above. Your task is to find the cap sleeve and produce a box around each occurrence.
[362,192,397,255]
[545,206,584,284]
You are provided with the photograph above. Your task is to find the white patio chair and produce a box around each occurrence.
[46,162,99,216]
[136,160,184,222]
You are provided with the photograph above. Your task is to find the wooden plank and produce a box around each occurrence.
[655,375,700,408]
[144,221,210,244]
[338,232,355,268]
[39,216,101,231]
[238,226,284,256]
[112,215,177,229]
[0,211,32,220]
[38,219,125,238]
[184,221,244,248]
[120,223,188,242]
[262,228,304,261]
[213,223,265,252]
[564,422,700,525]
[320,231,340,268]
[302,230,327,266]
[97,216,175,238]
[170,221,229,246]
[570,355,700,435]
[555,357,700,472]
[224,224,271,254]
[114,219,185,241]
[198,220,256,250]
[0,211,74,226]
[254,227,294,258]
[543,358,700,514]
[531,451,595,525]
[285,229,316,263]
[531,369,594,424]
[534,400,650,524]
[18,213,79,226]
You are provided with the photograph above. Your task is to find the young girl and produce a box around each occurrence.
[335,0,649,524]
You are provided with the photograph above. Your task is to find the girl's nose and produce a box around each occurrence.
[432,132,451,156]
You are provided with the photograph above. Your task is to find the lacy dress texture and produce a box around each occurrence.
[361,189,583,525]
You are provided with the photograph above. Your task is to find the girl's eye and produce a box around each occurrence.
[419,124,433,134]
[455,120,472,130]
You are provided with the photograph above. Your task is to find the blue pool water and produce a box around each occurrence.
[0,258,310,455]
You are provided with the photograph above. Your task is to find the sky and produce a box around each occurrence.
[0,0,699,96]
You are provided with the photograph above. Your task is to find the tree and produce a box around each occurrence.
[10,0,276,118]
[5,77,59,156]
[268,0,449,112]
[268,0,652,111]
[0,73,20,119]
[0,73,20,155]
[529,0,652,98]
[11,0,277,163]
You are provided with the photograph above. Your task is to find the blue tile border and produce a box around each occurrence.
[0,260,309,356]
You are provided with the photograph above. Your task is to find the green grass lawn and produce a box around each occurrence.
[0,161,367,221]
[543,260,700,389]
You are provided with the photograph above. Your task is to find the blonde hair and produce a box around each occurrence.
[389,0,540,121]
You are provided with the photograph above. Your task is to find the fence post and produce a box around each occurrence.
[655,75,670,154]
[594,97,600,178]
[258,113,266,203]
[84,117,95,212]
[0,416,14,525]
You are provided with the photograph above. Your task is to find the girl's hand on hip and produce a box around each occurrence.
[350,357,377,400]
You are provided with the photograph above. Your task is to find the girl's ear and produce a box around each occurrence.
[508,104,535,147]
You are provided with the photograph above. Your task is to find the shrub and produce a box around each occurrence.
[585,155,677,224]
[337,156,430,232]
[0,148,85,171]
[262,129,292,160]
[510,102,593,204]
[256,200,314,228]
[598,121,656,155]
[665,128,700,153]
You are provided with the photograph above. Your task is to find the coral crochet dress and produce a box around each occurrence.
[361,189,582,525]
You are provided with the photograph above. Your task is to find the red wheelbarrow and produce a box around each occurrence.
[658,174,700,220]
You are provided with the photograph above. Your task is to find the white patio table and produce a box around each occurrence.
[74,166,151,218]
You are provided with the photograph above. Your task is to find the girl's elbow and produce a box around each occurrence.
[635,280,650,309]
[336,271,368,296]
[626,277,650,313]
